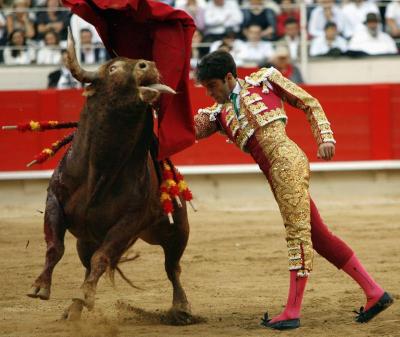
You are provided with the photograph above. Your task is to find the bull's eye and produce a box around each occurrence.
[138,62,147,69]
[109,65,117,73]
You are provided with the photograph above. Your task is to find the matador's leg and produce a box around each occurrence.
[249,120,311,329]
[254,120,313,276]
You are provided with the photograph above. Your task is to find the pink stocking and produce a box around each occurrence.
[269,270,307,323]
[342,254,384,311]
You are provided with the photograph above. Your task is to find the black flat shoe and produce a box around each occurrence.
[260,312,300,330]
[354,292,394,323]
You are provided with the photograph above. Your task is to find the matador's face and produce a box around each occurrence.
[201,77,232,104]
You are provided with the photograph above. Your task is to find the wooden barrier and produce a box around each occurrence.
[0,79,399,171]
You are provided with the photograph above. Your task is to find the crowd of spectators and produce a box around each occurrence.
[0,0,109,66]
[0,0,399,84]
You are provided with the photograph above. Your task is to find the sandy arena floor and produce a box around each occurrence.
[0,197,399,337]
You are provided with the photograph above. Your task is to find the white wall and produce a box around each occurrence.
[0,57,399,90]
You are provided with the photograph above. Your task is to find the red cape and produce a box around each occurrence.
[62,0,196,159]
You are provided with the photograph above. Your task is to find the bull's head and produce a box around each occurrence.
[65,28,175,103]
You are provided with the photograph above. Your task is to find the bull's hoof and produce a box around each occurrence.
[62,299,84,321]
[27,286,50,300]
[72,291,94,310]
[166,307,194,326]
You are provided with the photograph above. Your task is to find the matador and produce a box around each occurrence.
[194,50,393,330]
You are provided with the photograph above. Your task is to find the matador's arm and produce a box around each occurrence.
[194,104,221,140]
[267,68,336,145]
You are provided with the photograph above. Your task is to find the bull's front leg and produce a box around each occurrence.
[27,192,66,300]
[63,216,141,320]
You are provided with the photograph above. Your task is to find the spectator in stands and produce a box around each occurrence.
[36,0,70,42]
[175,0,206,32]
[36,29,61,64]
[268,45,304,83]
[203,0,243,42]
[48,49,81,89]
[3,28,35,64]
[209,29,244,62]
[385,0,400,42]
[236,24,274,66]
[308,0,347,38]
[241,0,276,41]
[69,14,103,49]
[6,0,35,40]
[32,0,46,6]
[342,0,381,38]
[348,12,398,55]
[0,0,7,63]
[79,28,106,64]
[310,21,348,56]
[276,0,300,39]
[277,17,300,61]
[191,29,208,68]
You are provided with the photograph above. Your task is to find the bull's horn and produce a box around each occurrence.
[146,83,176,95]
[66,27,98,83]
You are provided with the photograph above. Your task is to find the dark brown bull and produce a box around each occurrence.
[27,30,193,323]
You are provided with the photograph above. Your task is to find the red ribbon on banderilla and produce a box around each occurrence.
[2,120,77,168]
[160,160,196,224]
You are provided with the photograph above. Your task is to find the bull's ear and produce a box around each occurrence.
[82,84,96,97]
[139,87,160,103]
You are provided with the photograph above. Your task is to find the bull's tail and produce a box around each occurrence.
[107,253,143,290]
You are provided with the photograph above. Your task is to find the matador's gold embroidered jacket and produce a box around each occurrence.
[195,67,336,150]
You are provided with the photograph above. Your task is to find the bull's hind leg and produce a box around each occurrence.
[27,192,66,300]
[162,206,192,324]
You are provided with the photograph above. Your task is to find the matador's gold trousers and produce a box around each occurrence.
[247,120,313,277]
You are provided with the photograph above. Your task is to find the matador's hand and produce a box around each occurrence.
[317,142,335,161]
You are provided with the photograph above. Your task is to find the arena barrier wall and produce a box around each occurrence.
[0,75,399,177]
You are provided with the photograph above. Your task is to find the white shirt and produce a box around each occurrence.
[209,39,245,52]
[309,35,348,56]
[348,26,398,55]
[235,41,275,66]
[70,14,102,44]
[230,80,241,113]
[308,5,347,38]
[279,36,300,61]
[209,39,245,65]
[3,47,35,65]
[342,1,380,38]
[57,67,81,89]
[204,0,243,35]
[385,1,400,27]
[0,11,6,41]
[81,48,96,64]
[37,47,62,65]
[175,0,207,8]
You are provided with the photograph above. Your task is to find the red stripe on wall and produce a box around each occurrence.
[0,80,399,171]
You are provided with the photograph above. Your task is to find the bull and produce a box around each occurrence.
[27,30,193,323]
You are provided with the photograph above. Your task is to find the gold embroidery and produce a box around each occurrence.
[244,67,272,86]
[226,111,235,126]
[198,103,223,122]
[230,118,240,137]
[247,101,268,115]
[236,124,255,150]
[253,107,287,127]
[194,113,218,139]
[243,93,263,106]
[267,69,336,146]
[255,120,313,276]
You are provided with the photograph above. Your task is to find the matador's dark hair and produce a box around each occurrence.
[196,50,237,82]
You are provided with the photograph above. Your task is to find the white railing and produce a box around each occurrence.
[0,2,399,77]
